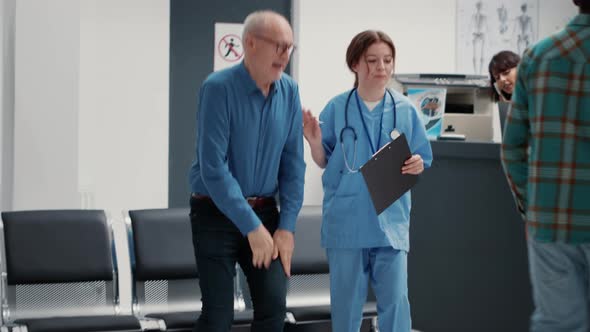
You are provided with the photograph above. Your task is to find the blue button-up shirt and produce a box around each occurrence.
[189,62,306,235]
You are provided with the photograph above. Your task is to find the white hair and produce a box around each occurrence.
[242,10,286,41]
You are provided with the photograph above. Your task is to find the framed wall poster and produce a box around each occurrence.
[407,88,447,140]
[456,0,539,75]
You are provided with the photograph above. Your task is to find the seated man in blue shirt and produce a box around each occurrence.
[188,10,305,332]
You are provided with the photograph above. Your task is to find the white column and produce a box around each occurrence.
[13,0,81,209]
[78,0,169,213]
[13,0,169,212]
[1,0,16,211]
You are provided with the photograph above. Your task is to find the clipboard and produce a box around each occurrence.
[360,133,418,215]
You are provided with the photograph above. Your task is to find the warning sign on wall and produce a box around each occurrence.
[214,23,244,72]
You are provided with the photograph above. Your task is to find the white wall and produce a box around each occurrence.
[295,0,578,205]
[79,0,169,213]
[539,0,578,37]
[13,0,169,212]
[14,0,81,209]
[1,0,15,211]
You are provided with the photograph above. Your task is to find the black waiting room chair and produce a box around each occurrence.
[126,208,252,332]
[0,210,146,332]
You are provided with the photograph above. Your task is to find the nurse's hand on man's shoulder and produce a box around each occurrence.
[401,154,424,175]
[302,108,322,146]
[247,224,274,270]
[272,229,295,277]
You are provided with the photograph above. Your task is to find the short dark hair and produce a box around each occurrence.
[488,50,521,102]
[574,0,590,12]
[346,30,396,88]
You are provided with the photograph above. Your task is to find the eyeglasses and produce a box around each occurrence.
[253,34,296,56]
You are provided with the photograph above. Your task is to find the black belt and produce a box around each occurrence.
[191,194,276,210]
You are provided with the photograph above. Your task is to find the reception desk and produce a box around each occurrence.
[409,141,533,332]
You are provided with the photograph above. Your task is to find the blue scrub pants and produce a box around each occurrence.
[327,247,411,332]
[527,239,590,332]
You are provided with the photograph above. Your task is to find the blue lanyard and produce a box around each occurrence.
[354,91,385,155]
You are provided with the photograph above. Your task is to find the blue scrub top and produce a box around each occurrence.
[188,62,306,235]
[319,89,433,250]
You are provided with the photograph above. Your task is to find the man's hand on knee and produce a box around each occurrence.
[247,224,274,269]
[272,229,294,277]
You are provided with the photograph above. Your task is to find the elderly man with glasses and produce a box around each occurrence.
[187,10,305,332]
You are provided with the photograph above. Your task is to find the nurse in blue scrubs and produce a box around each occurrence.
[303,30,433,332]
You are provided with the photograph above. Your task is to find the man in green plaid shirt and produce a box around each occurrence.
[501,0,590,330]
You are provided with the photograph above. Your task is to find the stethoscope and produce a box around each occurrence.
[340,88,398,173]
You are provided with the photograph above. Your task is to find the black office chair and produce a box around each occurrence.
[0,210,144,332]
[127,208,252,332]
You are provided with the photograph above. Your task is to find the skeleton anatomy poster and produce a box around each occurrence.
[456,0,539,75]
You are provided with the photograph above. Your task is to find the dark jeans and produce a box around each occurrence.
[190,196,287,332]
